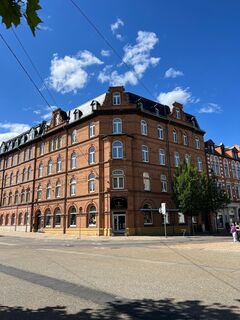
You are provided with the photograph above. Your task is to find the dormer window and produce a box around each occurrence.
[176,108,181,119]
[54,114,60,126]
[113,92,121,105]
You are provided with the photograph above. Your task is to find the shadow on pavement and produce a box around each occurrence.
[0,298,239,320]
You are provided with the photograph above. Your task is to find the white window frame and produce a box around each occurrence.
[113,92,121,105]
[113,118,122,134]
[141,120,148,136]
[89,146,96,164]
[195,137,200,149]
[157,126,164,140]
[197,157,203,172]
[173,129,177,143]
[112,141,123,159]
[174,152,180,167]
[71,130,77,144]
[143,172,151,191]
[70,178,76,196]
[159,149,165,165]
[88,173,95,193]
[161,174,167,192]
[71,152,76,169]
[112,169,124,189]
[89,122,95,138]
[142,145,149,162]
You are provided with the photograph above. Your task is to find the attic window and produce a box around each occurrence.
[176,109,181,119]
[113,92,121,105]
[54,114,60,126]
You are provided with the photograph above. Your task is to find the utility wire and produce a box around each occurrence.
[0,32,52,110]
[69,0,157,101]
[11,28,58,108]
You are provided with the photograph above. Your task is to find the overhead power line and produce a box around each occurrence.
[69,0,157,101]
[11,28,58,108]
[0,32,52,110]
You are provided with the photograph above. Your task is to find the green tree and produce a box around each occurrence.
[204,171,230,231]
[0,0,42,35]
[172,161,206,234]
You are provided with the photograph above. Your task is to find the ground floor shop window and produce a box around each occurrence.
[143,204,153,225]
[88,205,96,227]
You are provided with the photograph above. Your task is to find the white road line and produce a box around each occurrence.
[0,242,17,246]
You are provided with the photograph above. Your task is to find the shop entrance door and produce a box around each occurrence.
[113,212,126,233]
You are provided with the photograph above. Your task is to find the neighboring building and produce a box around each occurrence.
[0,86,206,236]
[205,140,240,230]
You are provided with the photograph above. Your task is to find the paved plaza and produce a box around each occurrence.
[0,232,239,319]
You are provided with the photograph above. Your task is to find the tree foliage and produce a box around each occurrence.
[0,0,42,35]
[204,171,230,215]
[172,161,206,217]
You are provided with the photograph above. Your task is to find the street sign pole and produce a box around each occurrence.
[161,203,167,238]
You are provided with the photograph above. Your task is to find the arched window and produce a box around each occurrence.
[143,204,152,225]
[69,207,76,226]
[161,175,167,192]
[71,130,77,144]
[22,168,26,182]
[143,172,151,191]
[38,163,43,177]
[159,149,165,165]
[183,133,188,145]
[10,172,14,186]
[70,178,76,196]
[88,146,96,164]
[71,152,76,169]
[27,167,32,181]
[40,142,44,156]
[57,156,62,172]
[195,137,200,149]
[141,120,147,135]
[14,191,19,204]
[89,122,95,138]
[112,141,123,159]
[37,185,42,200]
[56,180,61,198]
[54,208,61,226]
[5,214,9,225]
[4,174,8,187]
[113,118,122,134]
[157,126,164,140]
[173,129,177,143]
[174,152,180,167]
[16,170,20,184]
[113,92,121,105]
[8,192,12,205]
[46,183,51,199]
[29,148,33,159]
[224,159,229,177]
[88,173,95,192]
[21,189,25,203]
[185,154,190,165]
[26,188,30,203]
[197,157,203,172]
[112,170,124,189]
[232,161,237,179]
[25,212,29,225]
[141,145,149,162]
[18,212,23,225]
[214,156,220,176]
[45,209,51,227]
[47,160,53,175]
[88,205,96,227]
[3,193,6,206]
[49,140,54,152]
[11,213,15,226]
[237,162,240,179]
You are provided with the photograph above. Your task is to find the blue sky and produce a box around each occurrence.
[0,0,239,146]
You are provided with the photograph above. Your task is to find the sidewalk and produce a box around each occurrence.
[0,230,233,242]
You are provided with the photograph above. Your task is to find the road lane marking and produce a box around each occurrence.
[0,242,17,246]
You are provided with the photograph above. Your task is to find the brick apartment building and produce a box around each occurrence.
[205,140,240,230]
[0,86,207,236]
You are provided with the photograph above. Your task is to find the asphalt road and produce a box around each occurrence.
[0,234,239,319]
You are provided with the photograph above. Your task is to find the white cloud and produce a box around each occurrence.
[33,110,41,115]
[101,49,111,57]
[111,18,124,34]
[98,30,160,86]
[38,25,52,32]
[46,50,103,94]
[116,34,124,41]
[164,67,184,78]
[41,106,58,120]
[157,87,192,106]
[198,103,222,114]
[0,123,31,144]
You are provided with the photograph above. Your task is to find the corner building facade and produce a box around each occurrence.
[0,87,207,236]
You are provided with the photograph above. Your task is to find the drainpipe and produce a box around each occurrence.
[63,126,69,234]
